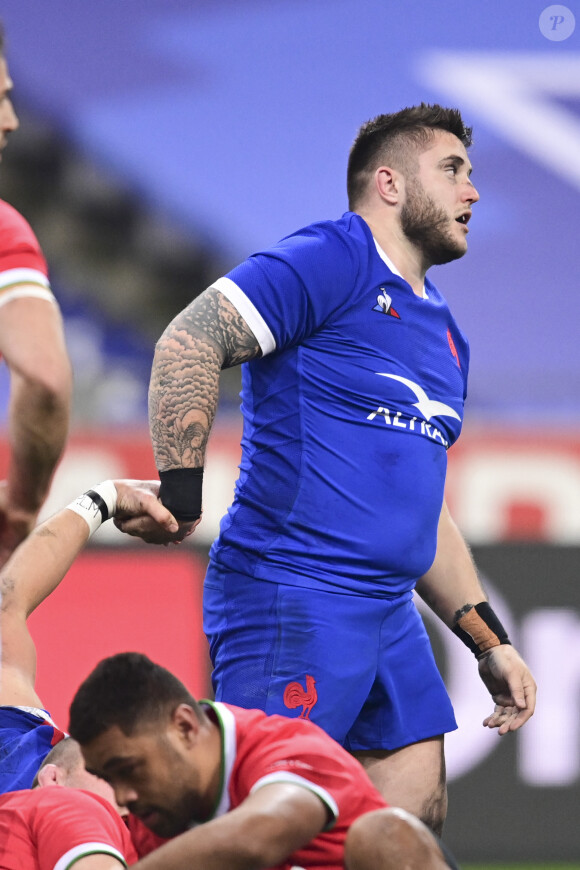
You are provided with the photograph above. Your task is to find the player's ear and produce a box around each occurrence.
[35,763,61,788]
[171,703,201,746]
[375,165,402,205]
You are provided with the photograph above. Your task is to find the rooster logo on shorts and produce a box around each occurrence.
[283,674,318,719]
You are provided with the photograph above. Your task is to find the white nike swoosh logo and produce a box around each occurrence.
[376,373,461,422]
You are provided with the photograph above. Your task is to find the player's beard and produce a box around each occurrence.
[401,177,467,266]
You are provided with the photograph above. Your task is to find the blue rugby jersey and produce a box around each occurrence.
[0,707,66,793]
[209,212,469,595]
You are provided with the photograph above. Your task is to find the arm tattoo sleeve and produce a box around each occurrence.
[149,287,261,470]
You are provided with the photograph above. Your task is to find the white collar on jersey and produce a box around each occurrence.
[373,239,427,299]
[10,705,59,727]
[189,700,236,824]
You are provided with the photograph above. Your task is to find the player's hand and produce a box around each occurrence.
[0,480,38,568]
[478,645,536,734]
[111,479,197,544]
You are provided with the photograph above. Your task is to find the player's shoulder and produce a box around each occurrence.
[278,211,370,250]
[206,700,282,748]
[0,198,46,263]
[2,786,90,810]
[0,786,65,813]
[0,199,37,238]
[207,700,266,728]
[21,787,126,830]
[261,213,371,288]
[0,704,62,736]
[0,199,50,285]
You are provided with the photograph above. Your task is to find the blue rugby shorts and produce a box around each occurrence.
[203,564,457,751]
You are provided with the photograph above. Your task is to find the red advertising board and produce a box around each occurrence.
[28,548,211,729]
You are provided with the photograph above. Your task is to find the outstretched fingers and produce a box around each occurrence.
[480,648,537,734]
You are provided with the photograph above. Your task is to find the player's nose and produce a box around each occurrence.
[0,98,18,133]
[464,179,479,204]
[114,783,139,807]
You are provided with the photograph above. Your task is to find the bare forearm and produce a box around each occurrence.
[149,320,222,471]
[0,508,90,705]
[415,500,486,627]
[416,506,536,730]
[0,295,72,512]
[8,373,70,511]
[134,830,265,870]
[0,510,90,619]
[134,792,326,870]
[0,480,177,704]
[149,288,260,471]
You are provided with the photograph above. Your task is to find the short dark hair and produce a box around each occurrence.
[0,20,5,57]
[32,737,82,787]
[68,652,202,745]
[347,103,473,209]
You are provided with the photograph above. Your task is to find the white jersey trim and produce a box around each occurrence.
[208,701,236,818]
[373,239,427,299]
[0,267,50,290]
[6,705,59,728]
[211,276,276,356]
[53,842,126,870]
[0,287,55,308]
[250,770,339,829]
[0,269,54,309]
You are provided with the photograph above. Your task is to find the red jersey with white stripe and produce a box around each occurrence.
[0,787,138,869]
[0,198,53,307]
[139,701,388,869]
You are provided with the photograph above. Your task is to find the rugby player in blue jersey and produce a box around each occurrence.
[125,104,536,834]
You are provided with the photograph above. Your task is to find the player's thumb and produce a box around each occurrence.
[506,673,527,710]
[144,496,179,531]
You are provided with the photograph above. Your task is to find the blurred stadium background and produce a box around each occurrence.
[1,0,579,864]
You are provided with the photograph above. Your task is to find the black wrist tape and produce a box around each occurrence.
[158,468,203,522]
[452,602,511,658]
[84,489,110,523]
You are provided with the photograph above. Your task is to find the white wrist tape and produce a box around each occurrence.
[65,480,118,537]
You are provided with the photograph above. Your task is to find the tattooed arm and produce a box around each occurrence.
[150,287,261,470]
[115,287,261,544]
